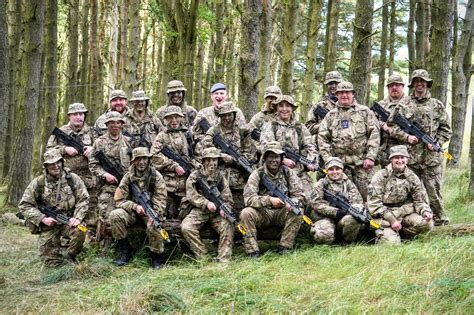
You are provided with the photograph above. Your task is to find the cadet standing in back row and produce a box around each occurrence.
[156,80,198,127]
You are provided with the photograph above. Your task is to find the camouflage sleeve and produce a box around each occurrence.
[18,178,45,225]
[114,173,138,213]
[191,111,206,143]
[367,170,393,221]
[153,116,164,135]
[347,179,364,209]
[186,171,209,210]
[150,133,180,172]
[187,107,198,126]
[365,110,381,161]
[300,124,318,162]
[305,104,320,135]
[71,173,90,222]
[435,104,452,145]
[409,174,431,215]
[310,180,338,218]
[151,171,167,217]
[219,174,234,208]
[317,115,333,164]
[236,108,247,126]
[243,169,272,209]
[241,130,258,164]
[46,134,65,154]
[287,167,305,205]
[197,129,217,158]
[259,121,276,147]
[88,139,107,178]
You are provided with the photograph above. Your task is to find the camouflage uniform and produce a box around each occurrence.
[310,157,365,244]
[151,106,194,219]
[18,150,89,267]
[47,103,98,232]
[260,95,318,202]
[94,90,130,138]
[89,112,131,242]
[198,102,258,212]
[394,70,452,225]
[181,148,234,262]
[240,142,304,254]
[318,81,380,201]
[305,71,342,136]
[110,149,167,255]
[124,90,163,148]
[156,80,198,127]
[367,145,433,244]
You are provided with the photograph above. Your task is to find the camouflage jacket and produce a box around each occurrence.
[19,169,89,226]
[248,101,276,131]
[367,164,431,221]
[311,174,363,219]
[305,94,338,136]
[46,123,95,187]
[156,100,198,128]
[93,107,131,138]
[114,165,167,217]
[123,108,163,148]
[186,168,233,211]
[395,91,452,167]
[318,101,380,166]
[243,165,303,210]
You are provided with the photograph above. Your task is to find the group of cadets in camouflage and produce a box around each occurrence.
[19,68,452,268]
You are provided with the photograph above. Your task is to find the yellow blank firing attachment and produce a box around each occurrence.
[160,229,171,243]
[369,220,381,230]
[443,151,456,162]
[237,224,247,236]
[303,215,313,225]
[77,224,88,233]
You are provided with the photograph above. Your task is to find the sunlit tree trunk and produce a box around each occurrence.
[65,0,79,108]
[324,0,340,75]
[0,0,9,179]
[280,0,298,95]
[257,0,272,103]
[78,0,90,104]
[377,0,389,100]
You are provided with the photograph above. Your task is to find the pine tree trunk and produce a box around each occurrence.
[388,0,396,75]
[194,40,205,110]
[89,0,99,114]
[78,0,90,104]
[415,0,430,69]
[257,0,272,103]
[0,0,9,179]
[118,0,128,86]
[213,0,225,83]
[280,0,298,95]
[377,0,389,101]
[349,0,374,104]
[224,21,237,98]
[108,0,119,89]
[7,0,44,205]
[183,0,199,105]
[407,0,416,75]
[125,0,140,95]
[65,0,79,107]
[324,0,340,75]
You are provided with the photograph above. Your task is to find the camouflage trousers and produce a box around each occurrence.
[38,224,86,267]
[181,208,234,262]
[310,215,362,244]
[231,188,245,215]
[240,206,302,253]
[412,165,447,224]
[345,164,375,202]
[96,184,118,248]
[165,192,184,220]
[109,208,164,254]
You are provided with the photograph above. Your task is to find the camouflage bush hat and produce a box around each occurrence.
[67,103,88,114]
[389,145,410,159]
[166,80,187,94]
[408,69,433,88]
[335,81,355,93]
[324,71,343,85]
[43,149,63,165]
[272,95,297,108]
[109,89,127,102]
[163,105,185,118]
[264,85,282,99]
[210,83,226,93]
[217,101,238,116]
[386,73,405,87]
[104,111,126,124]
[262,141,284,157]
[130,90,150,102]
[325,157,344,169]
[202,147,222,160]
[131,147,152,162]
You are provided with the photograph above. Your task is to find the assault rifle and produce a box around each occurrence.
[322,188,381,230]
[129,182,170,243]
[195,176,248,236]
[197,118,211,133]
[371,102,456,162]
[123,130,151,148]
[283,146,324,173]
[51,127,85,154]
[212,133,254,174]
[161,145,194,175]
[248,128,261,141]
[260,174,313,225]
[37,200,88,233]
[313,105,329,119]
[94,150,125,182]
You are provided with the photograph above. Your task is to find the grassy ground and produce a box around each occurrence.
[1,168,473,313]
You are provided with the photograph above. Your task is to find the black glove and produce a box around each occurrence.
[335,209,346,221]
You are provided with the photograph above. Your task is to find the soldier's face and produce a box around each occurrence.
[264,95,277,103]
[203,157,218,172]
[327,81,338,95]
[134,156,149,172]
[327,166,343,181]
[390,155,408,171]
[220,112,235,128]
[110,97,127,113]
[336,91,354,106]
[133,100,146,113]
[106,120,124,136]
[46,161,62,178]
[265,152,282,173]
[276,102,293,121]
[412,78,428,94]
[211,90,227,108]
[387,83,404,100]
[165,114,183,129]
[68,112,85,127]
[168,91,184,105]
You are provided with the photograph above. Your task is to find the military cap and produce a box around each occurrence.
[324,71,343,85]
[389,145,410,159]
[202,147,222,159]
[43,149,63,165]
[210,83,226,93]
[162,105,185,118]
[109,89,127,102]
[408,69,433,88]
[166,80,187,94]
[104,111,126,124]
[264,85,282,99]
[325,157,344,169]
[272,95,297,108]
[335,81,355,93]
[131,147,152,162]
[386,73,405,87]
[217,101,238,116]
[130,90,150,102]
[67,103,88,114]
[263,141,285,156]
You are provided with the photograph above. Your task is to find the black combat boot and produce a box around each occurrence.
[114,238,133,266]
[150,252,164,269]
[248,251,260,259]
[276,245,291,255]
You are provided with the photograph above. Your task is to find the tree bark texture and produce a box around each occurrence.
[324,0,340,75]
[89,0,100,118]
[64,0,79,108]
[108,0,119,90]
[377,0,389,101]
[388,0,396,75]
[414,0,430,69]
[0,0,9,178]
[407,0,416,75]
[257,0,272,103]
[280,0,298,95]
[78,0,90,104]
[125,0,140,95]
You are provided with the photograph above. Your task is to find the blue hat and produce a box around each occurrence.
[210,83,226,93]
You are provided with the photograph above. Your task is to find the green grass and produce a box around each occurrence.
[1,168,473,313]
